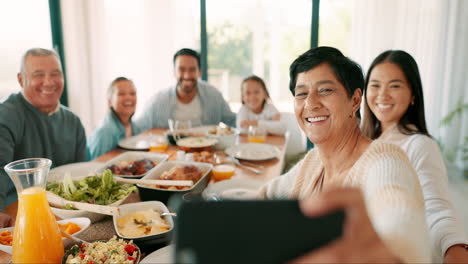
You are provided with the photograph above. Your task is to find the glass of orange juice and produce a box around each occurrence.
[247,125,267,143]
[149,135,169,152]
[212,164,236,181]
[4,158,64,263]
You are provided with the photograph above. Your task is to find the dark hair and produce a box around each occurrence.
[173,48,201,69]
[289,46,364,117]
[240,75,271,109]
[289,47,363,98]
[361,50,429,139]
[107,76,134,100]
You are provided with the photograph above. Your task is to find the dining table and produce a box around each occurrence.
[0,127,288,262]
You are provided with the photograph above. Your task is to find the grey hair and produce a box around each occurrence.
[107,77,134,100]
[19,48,62,75]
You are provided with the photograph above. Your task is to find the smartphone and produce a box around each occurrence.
[173,199,344,264]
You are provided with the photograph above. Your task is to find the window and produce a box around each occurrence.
[206,0,311,112]
[0,0,53,100]
[318,0,353,56]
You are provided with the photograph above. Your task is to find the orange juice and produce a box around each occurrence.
[12,187,64,263]
[248,135,267,143]
[212,164,236,181]
[149,142,169,151]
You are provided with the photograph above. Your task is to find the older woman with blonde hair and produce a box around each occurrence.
[259,47,431,263]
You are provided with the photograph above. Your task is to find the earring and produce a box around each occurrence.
[411,101,415,105]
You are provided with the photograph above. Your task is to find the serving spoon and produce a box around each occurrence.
[113,177,193,187]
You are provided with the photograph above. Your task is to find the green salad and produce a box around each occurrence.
[46,169,137,208]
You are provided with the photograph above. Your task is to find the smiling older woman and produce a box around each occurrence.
[258,47,431,263]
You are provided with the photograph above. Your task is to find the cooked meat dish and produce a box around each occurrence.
[159,165,202,183]
[108,159,156,176]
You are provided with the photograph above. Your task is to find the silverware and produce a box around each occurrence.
[239,160,265,169]
[60,229,88,244]
[227,156,261,174]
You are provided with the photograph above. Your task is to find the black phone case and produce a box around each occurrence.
[174,200,344,264]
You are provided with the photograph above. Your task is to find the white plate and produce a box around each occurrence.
[140,245,174,264]
[48,161,104,181]
[118,134,155,150]
[176,137,218,148]
[0,217,91,255]
[225,143,280,161]
[202,178,265,200]
[95,151,168,178]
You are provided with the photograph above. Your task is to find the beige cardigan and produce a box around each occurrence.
[259,141,431,263]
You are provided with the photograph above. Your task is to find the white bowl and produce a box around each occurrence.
[95,151,169,178]
[113,201,174,246]
[48,173,132,223]
[0,217,91,255]
[51,194,129,223]
[207,128,240,150]
[138,161,213,204]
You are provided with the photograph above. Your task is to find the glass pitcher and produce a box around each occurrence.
[4,158,64,263]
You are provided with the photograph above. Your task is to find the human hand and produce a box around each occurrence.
[0,212,13,228]
[289,188,399,263]
[444,244,468,263]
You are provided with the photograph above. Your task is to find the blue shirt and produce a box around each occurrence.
[87,110,143,160]
[135,80,236,130]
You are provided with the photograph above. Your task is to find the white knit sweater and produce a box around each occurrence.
[379,124,467,262]
[259,141,431,263]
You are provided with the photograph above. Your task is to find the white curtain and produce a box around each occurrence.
[349,0,468,170]
[60,0,199,136]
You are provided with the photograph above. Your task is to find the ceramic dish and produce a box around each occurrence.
[118,134,155,150]
[113,201,174,248]
[225,143,280,161]
[202,178,265,201]
[62,238,140,264]
[48,162,104,182]
[176,137,218,148]
[95,151,168,179]
[138,161,213,204]
[0,217,91,255]
[140,245,174,264]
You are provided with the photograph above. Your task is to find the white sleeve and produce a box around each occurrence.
[364,152,431,263]
[257,104,286,135]
[257,159,302,199]
[236,106,249,134]
[406,136,467,260]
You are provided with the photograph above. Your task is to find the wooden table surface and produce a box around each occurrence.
[0,127,287,261]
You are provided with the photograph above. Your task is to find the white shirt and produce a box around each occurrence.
[379,124,467,262]
[236,103,286,135]
[174,95,202,127]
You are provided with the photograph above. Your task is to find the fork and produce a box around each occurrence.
[227,156,262,174]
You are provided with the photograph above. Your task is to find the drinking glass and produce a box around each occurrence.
[168,119,192,142]
[247,125,267,143]
[4,158,64,263]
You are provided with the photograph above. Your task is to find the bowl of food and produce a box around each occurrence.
[0,217,91,255]
[46,170,137,222]
[62,236,140,264]
[96,152,168,179]
[137,161,213,204]
[113,201,174,248]
[206,126,239,150]
[176,137,218,152]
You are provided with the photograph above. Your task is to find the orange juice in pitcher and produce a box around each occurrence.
[5,158,64,263]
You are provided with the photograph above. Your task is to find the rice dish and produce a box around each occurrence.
[65,236,138,264]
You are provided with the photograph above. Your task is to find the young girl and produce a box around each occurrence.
[88,77,142,159]
[361,50,468,263]
[236,75,285,135]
